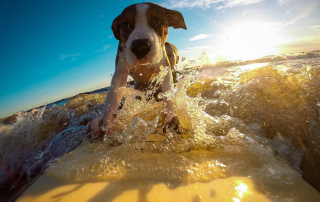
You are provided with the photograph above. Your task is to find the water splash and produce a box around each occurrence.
[1,52,320,201]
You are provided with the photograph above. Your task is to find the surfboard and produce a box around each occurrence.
[16,173,320,202]
[17,138,320,202]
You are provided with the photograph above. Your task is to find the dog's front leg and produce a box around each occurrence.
[86,66,128,139]
[161,66,180,132]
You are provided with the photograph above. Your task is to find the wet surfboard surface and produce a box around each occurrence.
[17,137,320,202]
[17,155,320,202]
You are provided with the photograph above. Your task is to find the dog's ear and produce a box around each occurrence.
[111,16,120,40]
[166,9,187,30]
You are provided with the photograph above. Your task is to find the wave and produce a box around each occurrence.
[1,50,320,201]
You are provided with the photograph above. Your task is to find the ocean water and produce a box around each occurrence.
[1,51,320,201]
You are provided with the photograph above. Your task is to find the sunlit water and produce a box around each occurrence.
[1,51,320,201]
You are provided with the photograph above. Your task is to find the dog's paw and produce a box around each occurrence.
[86,114,103,133]
[86,129,105,141]
[85,118,118,141]
[85,121,104,141]
[163,115,180,133]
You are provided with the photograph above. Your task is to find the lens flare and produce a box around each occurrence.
[221,23,290,60]
[235,182,248,198]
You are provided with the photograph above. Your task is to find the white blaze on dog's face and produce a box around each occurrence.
[126,4,161,65]
[111,3,187,66]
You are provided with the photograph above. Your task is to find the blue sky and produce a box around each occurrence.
[0,0,319,118]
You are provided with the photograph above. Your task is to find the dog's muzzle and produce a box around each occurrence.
[130,39,151,60]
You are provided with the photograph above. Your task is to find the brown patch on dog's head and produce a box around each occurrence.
[146,4,167,47]
[146,3,187,46]
[166,9,187,30]
[111,16,120,40]
[145,3,187,30]
[111,5,137,43]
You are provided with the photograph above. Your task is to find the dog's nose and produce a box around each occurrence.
[130,39,151,60]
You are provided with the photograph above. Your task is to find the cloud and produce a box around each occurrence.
[60,53,81,60]
[186,46,213,50]
[161,0,266,9]
[277,41,314,48]
[37,88,49,93]
[161,0,222,9]
[186,46,214,50]
[189,34,211,41]
[94,45,111,52]
[179,46,214,54]
[309,25,320,32]
[34,67,48,74]
[226,0,263,7]
[277,2,319,29]
[278,0,292,5]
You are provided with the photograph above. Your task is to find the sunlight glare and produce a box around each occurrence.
[222,23,286,60]
[233,198,241,202]
[235,182,248,198]
[206,53,217,64]
[234,63,269,76]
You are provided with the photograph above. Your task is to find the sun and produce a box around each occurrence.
[221,23,284,60]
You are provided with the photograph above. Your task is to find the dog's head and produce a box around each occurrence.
[112,3,187,65]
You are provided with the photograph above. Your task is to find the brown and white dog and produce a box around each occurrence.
[86,3,187,138]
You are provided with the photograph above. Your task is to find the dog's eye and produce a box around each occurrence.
[122,22,131,30]
[152,17,162,27]
[167,53,174,57]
